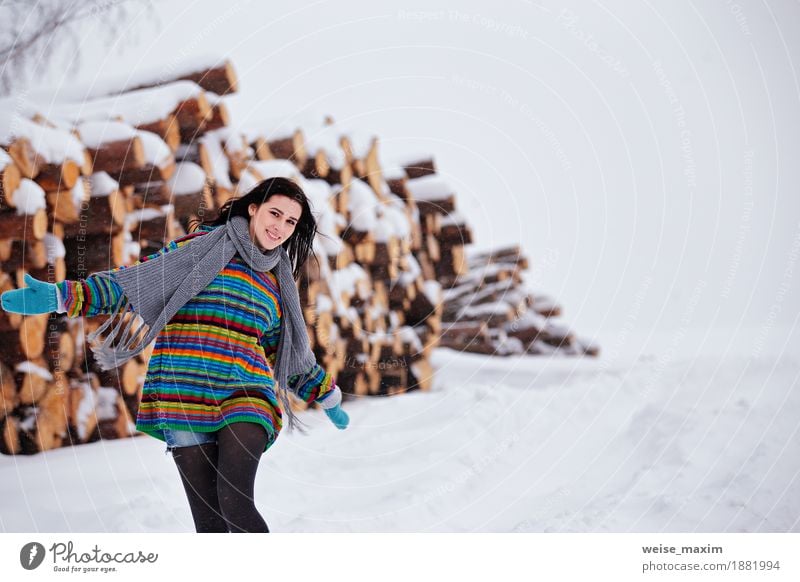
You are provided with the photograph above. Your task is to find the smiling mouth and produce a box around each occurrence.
[266,231,280,241]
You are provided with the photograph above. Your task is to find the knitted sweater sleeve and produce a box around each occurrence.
[56,231,207,318]
[264,348,342,409]
[289,363,342,409]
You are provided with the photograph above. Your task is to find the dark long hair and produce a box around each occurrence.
[190,178,317,279]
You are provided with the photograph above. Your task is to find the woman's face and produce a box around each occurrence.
[248,195,303,251]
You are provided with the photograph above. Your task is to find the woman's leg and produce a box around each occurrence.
[216,422,270,533]
[171,443,228,533]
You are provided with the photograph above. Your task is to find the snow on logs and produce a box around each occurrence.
[0,58,594,455]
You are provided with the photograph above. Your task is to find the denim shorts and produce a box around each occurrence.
[163,427,217,454]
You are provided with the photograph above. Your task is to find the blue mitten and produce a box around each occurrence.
[324,404,349,430]
[1,273,58,314]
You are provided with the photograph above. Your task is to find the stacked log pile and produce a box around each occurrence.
[0,58,595,455]
[386,159,599,358]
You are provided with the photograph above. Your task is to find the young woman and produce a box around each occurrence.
[1,177,349,533]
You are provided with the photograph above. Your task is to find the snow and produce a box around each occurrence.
[13,179,46,215]
[124,206,173,231]
[242,116,298,142]
[303,179,344,256]
[199,132,232,189]
[95,388,120,422]
[236,168,260,194]
[89,172,119,197]
[77,121,137,148]
[381,164,407,181]
[74,382,97,442]
[440,211,466,227]
[42,81,205,127]
[0,148,10,170]
[294,116,347,168]
[43,233,66,262]
[136,131,173,168]
[423,280,442,306]
[329,263,370,308]
[347,178,379,232]
[71,178,89,210]
[405,174,454,201]
[506,308,548,332]
[0,112,86,164]
[205,127,248,156]
[166,162,206,196]
[27,55,228,102]
[14,361,53,381]
[315,293,333,314]
[377,198,412,240]
[458,301,514,319]
[387,151,436,168]
[249,159,301,181]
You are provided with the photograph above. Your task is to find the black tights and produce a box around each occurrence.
[171,423,270,533]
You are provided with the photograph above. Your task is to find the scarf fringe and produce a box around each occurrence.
[86,278,151,371]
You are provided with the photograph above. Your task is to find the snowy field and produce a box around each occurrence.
[2,326,797,533]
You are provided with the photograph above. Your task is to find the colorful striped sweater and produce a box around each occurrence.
[56,225,341,451]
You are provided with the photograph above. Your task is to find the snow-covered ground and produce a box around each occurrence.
[2,326,797,533]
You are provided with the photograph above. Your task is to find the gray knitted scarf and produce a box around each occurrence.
[87,214,316,429]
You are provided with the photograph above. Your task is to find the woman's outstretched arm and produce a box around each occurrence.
[57,231,207,318]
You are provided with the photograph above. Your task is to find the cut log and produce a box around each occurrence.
[86,136,146,175]
[61,188,128,237]
[38,371,70,449]
[532,295,562,318]
[301,150,330,180]
[0,313,49,362]
[468,245,528,270]
[42,316,76,372]
[63,230,127,276]
[127,205,178,245]
[15,356,52,405]
[96,358,144,398]
[96,390,136,440]
[0,208,48,241]
[131,180,170,207]
[0,361,18,418]
[408,357,434,391]
[173,188,213,226]
[402,157,436,179]
[45,176,90,225]
[323,162,352,188]
[66,376,98,444]
[109,160,176,187]
[0,415,20,454]
[3,137,40,179]
[137,114,181,152]
[0,273,22,331]
[2,240,48,272]
[34,160,81,191]
[173,93,212,142]
[0,160,21,210]
[175,142,213,176]
[378,365,408,396]
[174,61,238,96]
[439,222,473,245]
[255,130,307,166]
[336,366,368,396]
[203,102,230,132]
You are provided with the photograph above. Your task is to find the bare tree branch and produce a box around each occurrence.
[0,0,155,96]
